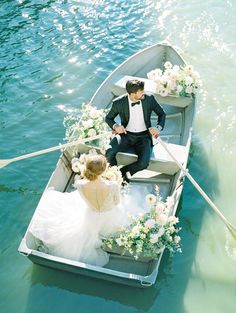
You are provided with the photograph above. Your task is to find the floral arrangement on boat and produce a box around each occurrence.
[63,102,110,153]
[103,186,181,260]
[71,149,124,188]
[147,61,201,97]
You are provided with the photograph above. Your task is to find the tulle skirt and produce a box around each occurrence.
[29,189,139,267]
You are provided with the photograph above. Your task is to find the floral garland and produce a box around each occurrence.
[103,185,181,259]
[147,61,202,97]
[63,102,110,154]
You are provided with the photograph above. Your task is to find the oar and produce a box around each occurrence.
[156,137,236,239]
[0,131,111,169]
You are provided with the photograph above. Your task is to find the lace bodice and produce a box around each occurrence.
[75,178,120,212]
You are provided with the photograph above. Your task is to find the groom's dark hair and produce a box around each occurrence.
[126,80,144,94]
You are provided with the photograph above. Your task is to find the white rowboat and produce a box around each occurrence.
[18,42,195,287]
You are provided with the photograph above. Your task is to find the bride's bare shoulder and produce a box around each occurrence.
[103,179,118,189]
[74,177,88,188]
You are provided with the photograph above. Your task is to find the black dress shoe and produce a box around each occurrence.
[122,173,130,184]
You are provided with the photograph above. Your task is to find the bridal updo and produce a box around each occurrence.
[83,155,107,181]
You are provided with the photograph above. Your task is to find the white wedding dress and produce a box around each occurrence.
[29,179,143,267]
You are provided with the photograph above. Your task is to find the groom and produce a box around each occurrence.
[105,79,166,182]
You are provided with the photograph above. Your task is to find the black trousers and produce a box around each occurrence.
[105,131,152,176]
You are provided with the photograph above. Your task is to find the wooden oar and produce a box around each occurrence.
[0,131,111,169]
[156,137,236,239]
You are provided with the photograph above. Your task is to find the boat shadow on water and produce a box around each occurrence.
[24,138,219,313]
[26,252,169,312]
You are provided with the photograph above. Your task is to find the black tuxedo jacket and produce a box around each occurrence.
[105,94,166,130]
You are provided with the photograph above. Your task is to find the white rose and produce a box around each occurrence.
[184,65,194,73]
[170,71,179,80]
[185,86,193,94]
[174,235,181,244]
[147,70,157,80]
[160,75,168,85]
[79,153,87,163]
[87,128,97,137]
[71,157,80,164]
[146,194,156,205]
[154,77,162,86]
[82,119,94,128]
[173,65,180,72]
[116,238,123,246]
[132,225,141,235]
[168,216,179,224]
[185,76,193,86]
[164,61,172,69]
[150,233,159,244]
[156,202,166,213]
[169,226,176,233]
[154,68,163,76]
[157,213,168,226]
[164,69,173,76]
[71,161,81,173]
[109,173,116,181]
[157,227,165,237]
[90,109,100,118]
[103,171,113,180]
[144,218,156,229]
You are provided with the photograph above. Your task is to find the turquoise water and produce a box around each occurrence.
[1,1,236,312]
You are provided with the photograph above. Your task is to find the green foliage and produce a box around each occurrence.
[103,187,181,260]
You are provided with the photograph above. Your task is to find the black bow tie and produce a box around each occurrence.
[131,101,140,107]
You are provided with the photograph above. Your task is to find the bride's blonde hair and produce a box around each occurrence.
[83,155,107,181]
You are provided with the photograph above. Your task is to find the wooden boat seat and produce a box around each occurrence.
[110,75,192,108]
[116,141,188,175]
[74,140,188,176]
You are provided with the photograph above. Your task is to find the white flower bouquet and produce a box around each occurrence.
[63,102,109,151]
[103,186,181,259]
[101,164,123,187]
[147,61,202,97]
[71,149,124,188]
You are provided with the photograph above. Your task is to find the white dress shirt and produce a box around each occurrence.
[125,98,147,132]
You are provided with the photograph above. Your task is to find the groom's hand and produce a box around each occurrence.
[149,127,160,138]
[113,124,127,134]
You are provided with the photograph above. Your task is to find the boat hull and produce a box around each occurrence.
[18,42,195,287]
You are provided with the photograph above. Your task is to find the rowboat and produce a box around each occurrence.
[18,42,195,287]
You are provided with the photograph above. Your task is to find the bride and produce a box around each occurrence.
[30,154,141,267]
